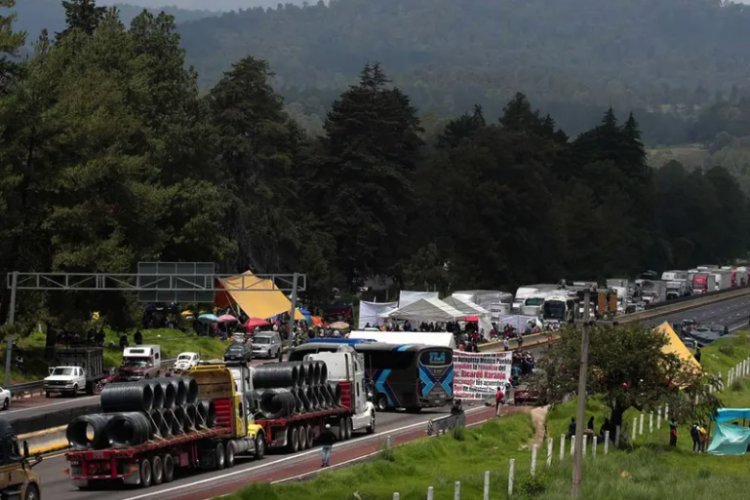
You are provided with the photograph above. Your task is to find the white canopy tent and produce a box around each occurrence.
[398,290,439,308]
[387,297,465,323]
[442,296,493,335]
[349,330,456,348]
[358,301,398,329]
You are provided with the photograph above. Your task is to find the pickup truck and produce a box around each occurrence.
[116,345,162,381]
[44,366,87,397]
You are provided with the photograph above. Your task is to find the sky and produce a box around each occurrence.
[98,0,309,11]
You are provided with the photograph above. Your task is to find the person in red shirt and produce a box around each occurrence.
[495,385,505,415]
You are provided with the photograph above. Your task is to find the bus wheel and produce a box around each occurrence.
[151,455,164,485]
[163,454,175,483]
[255,434,266,459]
[225,441,236,468]
[139,459,152,487]
[376,395,388,412]
[305,425,314,449]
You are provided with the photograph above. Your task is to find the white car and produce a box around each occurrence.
[173,352,200,373]
[0,386,11,410]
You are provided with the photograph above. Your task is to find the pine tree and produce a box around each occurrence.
[321,63,423,288]
[0,0,25,91]
[437,104,485,149]
[60,0,106,37]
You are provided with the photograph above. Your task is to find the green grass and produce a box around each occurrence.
[2,327,230,384]
[700,329,750,378]
[229,414,537,500]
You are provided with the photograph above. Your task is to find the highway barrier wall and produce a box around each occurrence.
[9,403,101,435]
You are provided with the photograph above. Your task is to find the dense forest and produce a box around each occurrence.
[173,0,750,144]
[1,1,749,328]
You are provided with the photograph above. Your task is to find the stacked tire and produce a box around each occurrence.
[250,360,341,420]
[66,376,215,451]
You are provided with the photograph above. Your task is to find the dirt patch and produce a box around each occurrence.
[497,404,549,446]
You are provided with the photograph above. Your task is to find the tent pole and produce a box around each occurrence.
[287,272,299,345]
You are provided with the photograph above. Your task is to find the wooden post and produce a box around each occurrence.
[427,487,434,500]
[531,445,538,476]
[632,417,637,442]
[593,435,598,459]
[649,412,653,433]
[604,430,610,454]
[454,480,461,500]
[639,414,644,435]
[547,437,553,467]
[560,434,565,462]
[483,471,490,500]
[508,459,515,496]
[615,425,621,448]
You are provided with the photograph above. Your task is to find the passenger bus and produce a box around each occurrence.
[289,341,454,412]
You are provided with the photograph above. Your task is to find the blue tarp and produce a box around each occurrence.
[714,408,750,423]
[707,422,750,455]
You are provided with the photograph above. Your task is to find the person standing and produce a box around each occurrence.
[669,418,678,447]
[690,423,700,452]
[698,424,708,452]
[319,423,337,467]
[495,386,505,415]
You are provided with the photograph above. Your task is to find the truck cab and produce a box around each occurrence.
[117,345,162,381]
[0,419,42,500]
[306,351,376,433]
[44,366,87,397]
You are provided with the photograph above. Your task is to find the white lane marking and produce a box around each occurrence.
[6,395,98,415]
[121,406,489,500]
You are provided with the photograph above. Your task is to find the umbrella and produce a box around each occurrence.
[465,315,479,322]
[198,313,219,323]
[244,318,270,330]
[329,321,350,330]
[218,314,238,323]
[180,310,194,317]
[311,316,324,327]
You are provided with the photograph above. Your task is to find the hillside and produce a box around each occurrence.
[177,0,750,143]
[13,0,216,43]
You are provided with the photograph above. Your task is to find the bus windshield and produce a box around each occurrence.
[543,301,566,320]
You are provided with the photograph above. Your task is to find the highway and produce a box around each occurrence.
[34,403,481,500]
[13,293,750,498]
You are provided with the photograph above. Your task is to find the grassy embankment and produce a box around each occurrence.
[230,331,750,500]
[4,328,230,383]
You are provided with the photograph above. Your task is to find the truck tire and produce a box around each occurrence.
[376,394,388,412]
[289,427,300,453]
[139,459,152,487]
[298,426,307,450]
[337,417,346,441]
[345,417,353,440]
[71,384,79,397]
[254,434,266,459]
[163,454,175,483]
[225,441,236,468]
[215,442,226,470]
[23,483,40,500]
[305,425,314,449]
[151,455,164,485]
[366,414,376,434]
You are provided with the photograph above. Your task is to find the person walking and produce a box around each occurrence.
[698,424,708,452]
[568,417,577,438]
[319,423,337,467]
[690,423,700,452]
[495,386,505,415]
[669,418,678,447]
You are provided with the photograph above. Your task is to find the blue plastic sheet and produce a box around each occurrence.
[707,422,750,455]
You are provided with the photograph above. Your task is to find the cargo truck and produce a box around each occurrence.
[0,419,43,500]
[66,352,374,489]
[44,346,105,397]
[692,273,716,294]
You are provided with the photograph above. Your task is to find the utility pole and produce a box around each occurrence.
[571,288,591,498]
[287,272,299,345]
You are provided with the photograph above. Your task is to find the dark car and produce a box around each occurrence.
[710,324,729,336]
[224,342,253,363]
[689,327,721,345]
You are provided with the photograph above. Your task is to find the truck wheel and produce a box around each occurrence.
[298,426,307,450]
[163,454,175,483]
[225,441,236,468]
[337,418,346,440]
[289,427,300,453]
[151,455,164,485]
[366,414,376,434]
[23,483,40,500]
[305,425,314,449]
[345,417,353,440]
[376,394,388,412]
[215,442,226,470]
[254,434,266,459]
[71,384,79,397]
[139,459,152,487]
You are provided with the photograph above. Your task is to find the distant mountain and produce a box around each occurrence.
[97,0,309,11]
[175,0,750,143]
[13,0,216,43]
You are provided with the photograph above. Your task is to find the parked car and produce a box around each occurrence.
[224,342,253,363]
[0,386,10,410]
[251,332,282,359]
[173,352,201,373]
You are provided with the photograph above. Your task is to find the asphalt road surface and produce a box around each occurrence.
[35,403,480,500]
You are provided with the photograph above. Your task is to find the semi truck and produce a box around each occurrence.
[66,352,374,489]
[44,346,105,397]
[692,273,717,294]
[0,419,43,500]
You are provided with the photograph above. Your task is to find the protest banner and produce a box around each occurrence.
[453,351,513,400]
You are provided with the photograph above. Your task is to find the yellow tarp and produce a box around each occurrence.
[216,271,304,320]
[654,322,702,374]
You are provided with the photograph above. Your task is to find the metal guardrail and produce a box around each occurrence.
[427,413,466,436]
